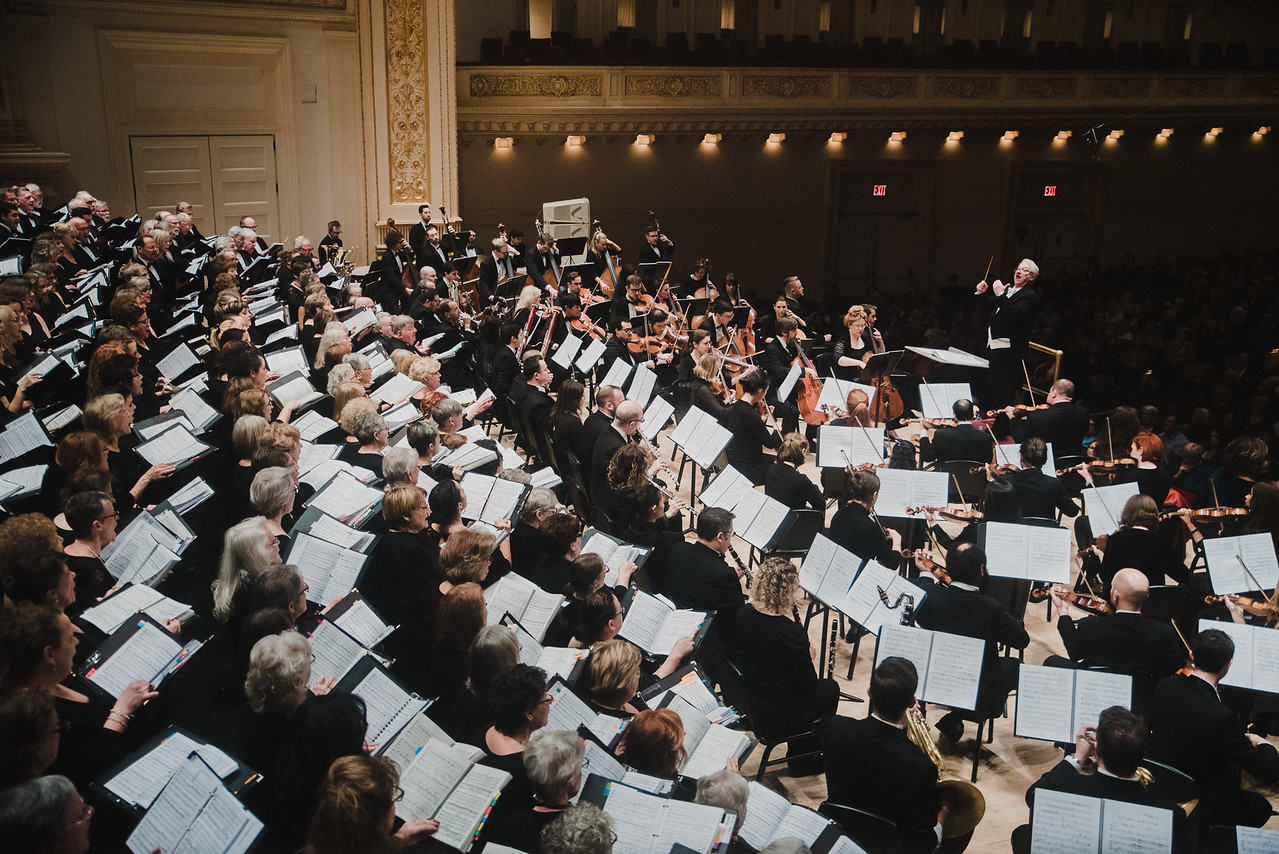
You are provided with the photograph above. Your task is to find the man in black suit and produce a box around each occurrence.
[827,468,903,570]
[416,224,450,278]
[975,258,1040,407]
[1148,628,1279,830]
[477,237,510,303]
[578,384,623,478]
[1048,568,1185,678]
[601,317,640,378]
[377,230,409,313]
[318,220,343,265]
[758,315,802,434]
[1012,706,1188,854]
[67,216,102,270]
[0,201,21,246]
[637,224,675,263]
[998,437,1079,519]
[659,508,743,614]
[525,232,559,284]
[515,353,554,455]
[825,657,954,854]
[589,399,644,507]
[407,204,432,259]
[913,542,1030,742]
[920,399,995,467]
[1009,378,1090,457]
[135,233,177,299]
[489,321,524,422]
[609,274,649,325]
[697,298,735,349]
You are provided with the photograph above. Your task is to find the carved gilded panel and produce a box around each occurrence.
[933,77,999,98]
[1089,77,1151,98]
[1163,77,1227,97]
[385,0,427,204]
[742,75,829,98]
[470,74,603,97]
[846,76,918,98]
[1015,77,1077,98]
[624,75,722,97]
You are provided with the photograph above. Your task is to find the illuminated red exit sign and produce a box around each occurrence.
[1044,185,1057,197]
[872,184,887,196]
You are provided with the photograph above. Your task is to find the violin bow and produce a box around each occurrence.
[1170,618,1193,657]
[859,424,886,462]
[952,473,968,507]
[1021,359,1036,406]
[1106,417,1114,465]
[1236,554,1270,599]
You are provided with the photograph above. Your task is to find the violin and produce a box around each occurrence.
[986,403,1050,418]
[905,505,984,523]
[1203,594,1279,620]
[909,549,951,585]
[970,462,1020,476]
[1029,584,1114,616]
[1055,459,1138,476]
[1077,533,1108,558]
[570,316,605,341]
[1160,506,1249,521]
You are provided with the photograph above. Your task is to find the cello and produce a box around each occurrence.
[793,346,827,426]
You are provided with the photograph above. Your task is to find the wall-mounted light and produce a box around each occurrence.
[1106,129,1124,141]
[635,134,654,146]
[828,132,846,144]
[702,133,722,145]
[767,133,786,144]
[494,137,513,150]
[1001,130,1019,142]
[1054,130,1072,142]
[889,131,907,143]
[1255,126,1270,138]
[566,135,585,147]
[1206,127,1223,138]
[1158,128,1175,140]
[946,130,964,142]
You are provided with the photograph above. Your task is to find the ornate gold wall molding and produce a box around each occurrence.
[845,75,918,98]
[1090,77,1152,98]
[742,75,829,98]
[932,77,1000,98]
[625,75,722,97]
[385,0,427,204]
[9,0,354,24]
[469,73,603,98]
[1015,77,1079,99]
[1163,77,1227,97]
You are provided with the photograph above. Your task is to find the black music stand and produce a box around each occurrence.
[861,350,904,426]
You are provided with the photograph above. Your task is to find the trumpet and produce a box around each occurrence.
[905,708,987,838]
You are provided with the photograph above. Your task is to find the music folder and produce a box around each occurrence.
[77,614,203,700]
[93,725,259,814]
[1014,665,1132,744]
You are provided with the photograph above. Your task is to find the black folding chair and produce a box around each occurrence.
[818,801,904,854]
[714,650,828,781]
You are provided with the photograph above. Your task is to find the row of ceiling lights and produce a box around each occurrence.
[494,126,1271,148]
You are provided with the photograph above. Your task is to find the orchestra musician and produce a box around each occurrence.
[1006,378,1089,456]
[758,315,803,434]
[525,231,559,283]
[477,237,511,303]
[317,220,343,266]
[689,352,733,422]
[611,274,649,324]
[638,222,675,263]
[698,298,736,348]
[722,368,782,485]
[828,469,903,570]
[995,438,1080,520]
[975,258,1039,407]
[830,305,873,381]
[862,303,887,354]
[584,230,620,283]
[683,257,715,299]
[754,293,789,347]
[407,204,433,259]
[376,229,409,312]
[781,276,811,335]
[417,223,450,278]
[919,399,995,466]
[763,433,823,511]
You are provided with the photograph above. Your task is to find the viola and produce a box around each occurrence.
[986,403,1050,418]
[570,316,604,341]
[905,505,984,523]
[909,549,951,585]
[970,462,1020,476]
[1203,594,1279,620]
[1029,584,1113,616]
[1160,506,1248,521]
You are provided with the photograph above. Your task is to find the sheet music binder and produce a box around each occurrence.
[619,588,713,658]
[579,773,732,854]
[77,613,204,700]
[333,657,432,747]
[1014,665,1133,743]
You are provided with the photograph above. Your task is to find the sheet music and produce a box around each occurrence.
[1207,619,1279,694]
[372,372,424,404]
[308,621,369,686]
[640,395,675,442]
[1030,789,1101,854]
[135,413,196,442]
[651,609,705,657]
[738,781,794,850]
[350,666,427,745]
[265,324,298,345]
[291,410,338,443]
[286,533,367,602]
[919,382,973,420]
[537,646,588,682]
[552,331,584,370]
[740,494,791,551]
[270,373,324,406]
[88,620,181,698]
[545,679,598,735]
[816,377,877,412]
[627,364,658,409]
[106,732,237,808]
[136,424,210,466]
[1015,664,1078,742]
[265,346,308,376]
[817,424,885,468]
[876,624,935,690]
[983,522,1072,583]
[156,343,200,379]
[1203,533,1279,594]
[126,755,263,854]
[778,361,803,402]
[924,632,985,711]
[0,410,52,462]
[41,403,82,432]
[297,442,342,477]
[1100,800,1174,853]
[0,463,46,498]
[168,477,215,514]
[699,464,747,511]
[343,307,376,334]
[771,806,832,849]
[841,561,925,636]
[383,400,420,430]
[308,512,376,552]
[380,712,454,771]
[460,473,525,524]
[1082,483,1142,534]
[682,719,750,780]
[904,346,990,369]
[81,586,192,635]
[169,387,219,431]
[600,358,632,390]
[873,468,950,519]
[798,532,840,596]
[1237,826,1279,854]
[484,575,535,629]
[308,471,382,521]
[619,590,673,651]
[333,598,394,648]
[575,337,607,372]
[431,762,509,851]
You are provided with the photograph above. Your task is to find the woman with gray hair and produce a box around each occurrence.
[336,410,388,472]
[312,320,350,371]
[380,446,420,486]
[696,767,751,850]
[251,466,297,549]
[211,516,281,624]
[0,775,93,854]
[324,362,355,396]
[341,352,373,389]
[240,632,335,773]
[541,802,615,854]
[481,728,586,853]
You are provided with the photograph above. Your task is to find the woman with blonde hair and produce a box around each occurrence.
[82,392,175,504]
[211,516,281,624]
[0,305,41,413]
[585,638,644,717]
[831,304,871,381]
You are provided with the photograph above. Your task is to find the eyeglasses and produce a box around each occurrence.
[97,512,119,522]
[393,786,405,803]
[539,694,553,705]
[74,801,94,826]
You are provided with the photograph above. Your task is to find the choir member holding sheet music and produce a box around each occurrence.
[1148,628,1279,834]
[299,754,439,854]
[825,657,960,854]
[913,543,1029,743]
[478,729,584,853]
[478,663,548,827]
[1010,706,1186,854]
[827,468,904,570]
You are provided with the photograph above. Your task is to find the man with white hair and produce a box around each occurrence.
[975,257,1039,407]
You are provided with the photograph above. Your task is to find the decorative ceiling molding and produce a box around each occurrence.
[844,76,917,98]
[1090,77,1153,98]
[1014,77,1079,99]
[625,74,722,97]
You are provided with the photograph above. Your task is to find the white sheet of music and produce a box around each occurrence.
[983,521,1072,583]
[297,442,341,476]
[136,413,196,442]
[293,411,338,443]
[1206,619,1279,694]
[265,346,308,376]
[156,343,200,379]
[126,755,262,854]
[1237,826,1279,854]
[840,560,895,634]
[778,361,803,402]
[684,415,731,470]
[270,373,323,405]
[1072,670,1133,737]
[873,468,950,518]
[1083,482,1141,534]
[306,621,366,686]
[106,732,237,809]
[0,410,52,462]
[1100,800,1174,853]
[641,395,675,442]
[1030,789,1102,854]
[923,633,985,711]
[772,806,832,850]
[396,738,469,822]
[741,494,791,550]
[552,331,583,370]
[919,382,972,421]
[288,533,366,601]
[80,586,164,634]
[168,477,215,514]
[484,574,535,628]
[1016,664,1080,742]
[825,836,871,854]
[351,666,427,745]
[799,533,839,596]
[170,387,219,431]
[699,464,744,510]
[816,377,877,411]
[738,781,793,850]
[815,552,859,608]
[1203,533,1279,594]
[0,463,46,497]
[817,424,885,468]
[380,713,453,772]
[309,471,382,520]
[575,337,607,372]
[42,403,82,432]
[265,324,298,344]
[545,679,596,734]
[600,358,633,390]
[372,372,423,404]
[308,512,375,552]
[333,599,393,648]
[343,307,376,334]
[89,620,180,698]
[137,424,209,466]
[620,590,673,651]
[876,624,935,692]
[627,364,658,409]
[432,762,509,851]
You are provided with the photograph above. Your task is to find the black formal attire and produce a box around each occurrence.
[758,336,801,433]
[1115,465,1174,504]
[830,330,871,382]
[1148,673,1279,829]
[317,233,343,266]
[525,248,557,282]
[723,400,781,485]
[364,530,441,693]
[1011,401,1090,456]
[636,239,675,263]
[1055,610,1185,677]
[913,577,1029,719]
[407,220,431,258]
[376,247,407,312]
[477,252,504,302]
[577,410,612,478]
[659,541,744,616]
[508,521,554,579]
[982,284,1039,406]
[999,468,1079,519]
[518,384,552,431]
[601,334,638,374]
[490,345,521,421]
[827,502,901,571]
[589,424,629,504]
[1097,526,1192,592]
[552,414,583,465]
[824,715,941,854]
[763,460,823,511]
[920,423,995,466]
[734,606,838,736]
[689,376,731,423]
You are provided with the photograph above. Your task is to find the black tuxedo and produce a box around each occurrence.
[477,253,504,302]
[601,336,637,375]
[824,715,941,854]
[999,468,1079,519]
[913,577,1029,717]
[920,423,994,466]
[525,249,556,282]
[517,385,552,446]
[1056,612,1184,677]
[984,285,1039,406]
[1149,673,1279,828]
[827,502,900,571]
[658,541,743,614]
[589,425,628,504]
[417,241,449,277]
[318,234,343,266]
[490,346,521,410]
[577,410,612,477]
[377,247,407,312]
[763,461,823,511]
[636,240,674,264]
[408,221,431,258]
[1011,401,1090,456]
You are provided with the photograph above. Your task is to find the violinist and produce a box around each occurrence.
[689,352,733,422]
[610,274,649,324]
[758,316,802,434]
[919,399,994,467]
[830,305,872,381]
[764,433,823,511]
[651,277,681,321]
[1206,435,1270,509]
[754,293,790,346]
[639,309,679,385]
[996,438,1079,520]
[601,317,640,373]
[1007,379,1089,456]
[1092,494,1195,594]
[676,329,714,393]
[560,293,603,342]
[828,388,872,428]
[1093,432,1172,502]
[923,480,1019,550]
[828,468,903,571]
[723,367,782,485]
[1045,568,1186,679]
[638,223,675,263]
[698,298,736,349]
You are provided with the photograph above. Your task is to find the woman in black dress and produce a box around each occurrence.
[479,664,549,824]
[1097,494,1194,593]
[550,379,585,456]
[830,305,872,382]
[763,433,823,511]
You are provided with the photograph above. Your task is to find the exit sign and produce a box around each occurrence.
[1044,185,1057,197]
[873,184,887,196]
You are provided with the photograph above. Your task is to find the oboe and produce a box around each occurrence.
[726,544,752,584]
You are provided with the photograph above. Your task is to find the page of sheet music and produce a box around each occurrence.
[698,464,744,510]
[655,798,724,854]
[924,632,985,711]
[80,586,166,634]
[170,388,219,431]
[265,324,299,345]
[352,666,427,744]
[778,361,803,402]
[372,372,424,404]
[135,414,194,442]
[772,805,832,848]
[798,533,838,595]
[581,741,627,792]
[537,646,586,682]
[669,406,704,450]
[874,468,950,519]
[552,331,584,369]
[1029,789,1101,854]
[0,410,52,461]
[308,512,375,552]
[742,495,791,551]
[433,763,510,851]
[334,599,393,648]
[817,424,884,468]
[983,522,1032,580]
[651,609,705,657]
[103,517,162,580]
[484,575,536,628]
[106,732,237,809]
[1025,525,1072,584]
[1015,664,1078,742]
[816,378,878,412]
[137,425,209,466]
[307,621,367,686]
[168,477,214,514]
[516,589,562,641]
[825,835,872,854]
[619,591,671,652]
[627,364,658,409]
[575,337,607,372]
[1208,619,1279,694]
[601,783,665,854]
[0,463,46,496]
[120,543,180,588]
[157,344,200,379]
[601,359,633,390]
[587,711,628,748]
[265,347,308,376]
[1237,826,1279,854]
[88,620,180,698]
[288,533,364,601]
[271,374,323,405]
[688,419,732,470]
[1100,799,1174,853]
[682,721,749,780]
[1204,533,1279,594]
[738,781,793,850]
[298,444,343,478]
[126,755,222,854]
[293,410,338,442]
[919,383,972,421]
[1072,670,1132,739]
[42,403,82,432]
[381,713,454,773]
[840,560,895,633]
[397,738,470,822]
[545,680,597,735]
[641,396,675,442]
[671,676,719,718]
[481,477,527,523]
[876,624,935,688]
[815,556,859,610]
[309,472,381,520]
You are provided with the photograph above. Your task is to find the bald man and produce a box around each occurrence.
[1049,568,1186,678]
[589,399,645,512]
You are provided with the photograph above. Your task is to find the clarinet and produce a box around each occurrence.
[828,602,839,679]
[726,544,752,584]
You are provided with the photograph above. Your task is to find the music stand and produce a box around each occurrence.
[861,350,904,426]
[636,261,671,291]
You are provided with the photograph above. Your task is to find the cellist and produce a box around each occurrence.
[758,315,802,433]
